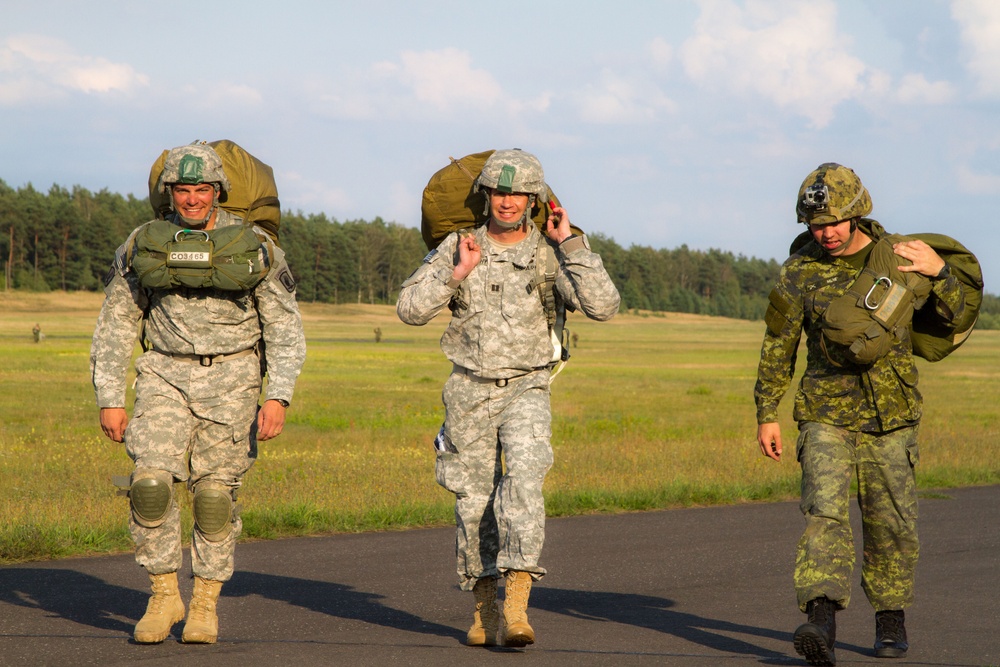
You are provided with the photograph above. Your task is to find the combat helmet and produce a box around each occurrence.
[475,149,550,203]
[157,142,231,198]
[796,162,872,224]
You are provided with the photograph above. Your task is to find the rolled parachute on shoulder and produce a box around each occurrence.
[148,140,281,245]
[419,150,581,250]
[908,233,983,362]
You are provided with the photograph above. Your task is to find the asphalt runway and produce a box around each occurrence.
[1,486,996,666]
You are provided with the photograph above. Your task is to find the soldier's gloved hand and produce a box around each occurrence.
[100,407,129,443]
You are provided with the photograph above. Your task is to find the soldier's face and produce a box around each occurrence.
[488,189,531,227]
[809,218,863,256]
[171,184,216,224]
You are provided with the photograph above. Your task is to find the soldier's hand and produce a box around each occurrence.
[257,399,287,441]
[452,234,482,282]
[893,239,946,277]
[757,422,782,462]
[100,407,129,443]
[545,203,572,244]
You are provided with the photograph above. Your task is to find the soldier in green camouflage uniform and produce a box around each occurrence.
[90,143,306,645]
[397,150,619,648]
[755,163,966,665]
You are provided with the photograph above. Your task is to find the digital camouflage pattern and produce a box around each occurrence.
[796,162,872,225]
[90,207,306,581]
[398,224,619,377]
[475,149,550,201]
[755,221,966,432]
[156,142,231,194]
[438,369,553,590]
[397,223,619,590]
[755,220,965,613]
[794,422,919,612]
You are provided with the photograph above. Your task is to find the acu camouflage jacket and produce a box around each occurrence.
[754,220,966,433]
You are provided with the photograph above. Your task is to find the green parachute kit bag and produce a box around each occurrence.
[789,220,983,363]
[129,220,272,291]
[419,150,582,251]
[148,140,281,244]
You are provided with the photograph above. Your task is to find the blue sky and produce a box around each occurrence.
[3,0,999,289]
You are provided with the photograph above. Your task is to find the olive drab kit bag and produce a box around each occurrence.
[420,150,579,373]
[149,139,282,244]
[785,219,983,364]
[128,220,273,292]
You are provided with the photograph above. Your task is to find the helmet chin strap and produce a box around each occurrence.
[490,194,535,231]
[176,206,217,228]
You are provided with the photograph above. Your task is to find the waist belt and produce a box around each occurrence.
[153,347,256,367]
[452,364,544,388]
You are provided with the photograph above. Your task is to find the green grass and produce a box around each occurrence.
[1,291,998,563]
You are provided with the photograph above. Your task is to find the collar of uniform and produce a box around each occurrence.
[169,207,243,229]
[478,223,540,269]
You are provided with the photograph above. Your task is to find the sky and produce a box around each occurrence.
[2,0,999,289]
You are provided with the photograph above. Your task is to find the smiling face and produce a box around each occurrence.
[170,183,218,228]
[488,189,531,229]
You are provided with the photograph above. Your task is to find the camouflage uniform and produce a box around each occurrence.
[90,208,306,582]
[397,223,619,590]
[755,220,966,612]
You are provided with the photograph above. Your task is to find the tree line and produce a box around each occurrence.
[1,180,995,327]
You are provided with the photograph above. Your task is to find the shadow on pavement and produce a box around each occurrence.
[532,587,809,660]
[0,567,143,633]
[228,571,464,642]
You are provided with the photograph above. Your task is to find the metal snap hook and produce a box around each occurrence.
[865,276,892,310]
[175,229,211,242]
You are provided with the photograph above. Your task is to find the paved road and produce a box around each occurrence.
[1,486,996,666]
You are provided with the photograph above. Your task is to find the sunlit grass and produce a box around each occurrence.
[1,291,997,563]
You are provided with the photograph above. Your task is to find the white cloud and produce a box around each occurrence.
[895,73,956,105]
[955,164,1000,194]
[575,68,676,124]
[318,48,540,121]
[0,34,148,104]
[952,0,1000,96]
[648,37,673,70]
[679,0,866,127]
[395,48,501,111]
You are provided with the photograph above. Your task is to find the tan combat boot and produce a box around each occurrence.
[466,577,500,646]
[181,576,223,644]
[134,571,185,644]
[502,570,535,647]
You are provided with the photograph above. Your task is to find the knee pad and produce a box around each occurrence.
[193,482,235,543]
[129,472,173,528]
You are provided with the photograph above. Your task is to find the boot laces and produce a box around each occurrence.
[877,612,905,643]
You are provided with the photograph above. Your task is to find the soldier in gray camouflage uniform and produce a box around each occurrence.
[90,143,306,645]
[755,163,966,666]
[398,149,619,648]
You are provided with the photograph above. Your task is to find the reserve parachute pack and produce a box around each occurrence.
[421,151,577,372]
[787,219,983,363]
[149,140,281,244]
[127,220,273,292]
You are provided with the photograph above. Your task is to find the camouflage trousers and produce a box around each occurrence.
[124,351,261,582]
[794,421,919,612]
[437,369,554,591]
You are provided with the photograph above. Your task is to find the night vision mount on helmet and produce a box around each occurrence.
[796,162,873,225]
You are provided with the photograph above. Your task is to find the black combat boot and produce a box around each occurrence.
[793,596,837,666]
[874,609,908,658]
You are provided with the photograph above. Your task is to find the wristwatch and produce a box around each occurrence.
[274,399,289,408]
[933,263,951,280]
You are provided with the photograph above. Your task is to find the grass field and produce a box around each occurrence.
[1,290,998,564]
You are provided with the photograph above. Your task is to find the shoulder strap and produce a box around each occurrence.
[535,235,559,330]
